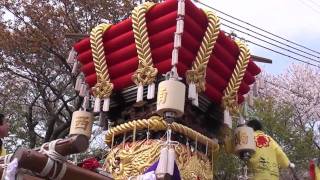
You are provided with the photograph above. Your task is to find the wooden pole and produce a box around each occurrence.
[33,135,89,155]
[251,55,272,64]
[65,33,89,39]
[0,135,97,179]
[0,135,89,164]
[10,148,112,180]
[18,174,44,180]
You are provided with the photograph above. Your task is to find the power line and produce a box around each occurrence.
[193,1,320,68]
[296,0,320,15]
[220,16,320,61]
[224,31,320,68]
[246,39,320,68]
[222,23,320,65]
[305,0,320,8]
[195,0,320,56]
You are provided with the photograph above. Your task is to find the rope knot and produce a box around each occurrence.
[92,81,114,98]
[132,66,158,86]
[186,68,206,92]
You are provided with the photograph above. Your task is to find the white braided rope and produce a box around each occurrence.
[38,139,67,180]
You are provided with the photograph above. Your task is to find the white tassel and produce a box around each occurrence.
[239,115,245,125]
[147,83,155,99]
[253,82,258,96]
[172,48,179,66]
[102,98,110,112]
[82,95,89,111]
[224,108,232,129]
[67,48,76,64]
[72,61,78,74]
[174,33,181,48]
[75,75,83,91]
[248,90,254,107]
[192,94,199,106]
[177,1,185,16]
[188,83,197,100]
[259,77,265,89]
[94,97,101,112]
[166,148,175,175]
[176,18,184,34]
[156,147,168,176]
[79,83,87,97]
[136,85,144,102]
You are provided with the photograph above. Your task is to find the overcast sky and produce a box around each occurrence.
[195,0,320,74]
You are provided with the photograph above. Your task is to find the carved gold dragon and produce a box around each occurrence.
[104,139,213,180]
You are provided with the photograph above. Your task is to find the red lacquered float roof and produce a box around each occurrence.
[73,0,261,105]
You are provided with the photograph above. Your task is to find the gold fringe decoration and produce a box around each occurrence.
[105,116,219,150]
[186,10,220,93]
[90,23,113,98]
[131,2,158,87]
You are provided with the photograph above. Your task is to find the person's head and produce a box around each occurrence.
[246,119,263,131]
[0,113,9,138]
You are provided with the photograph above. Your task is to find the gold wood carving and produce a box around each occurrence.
[105,116,219,151]
[186,10,220,93]
[131,2,158,86]
[222,40,250,110]
[104,140,213,180]
[90,23,113,98]
[181,155,213,179]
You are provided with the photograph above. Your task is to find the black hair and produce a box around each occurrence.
[246,119,263,131]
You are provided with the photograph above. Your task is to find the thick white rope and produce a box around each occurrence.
[38,139,67,180]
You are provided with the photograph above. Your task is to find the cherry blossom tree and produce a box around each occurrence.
[259,64,320,149]
[0,0,153,149]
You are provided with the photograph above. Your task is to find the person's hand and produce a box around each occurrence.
[289,162,295,169]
